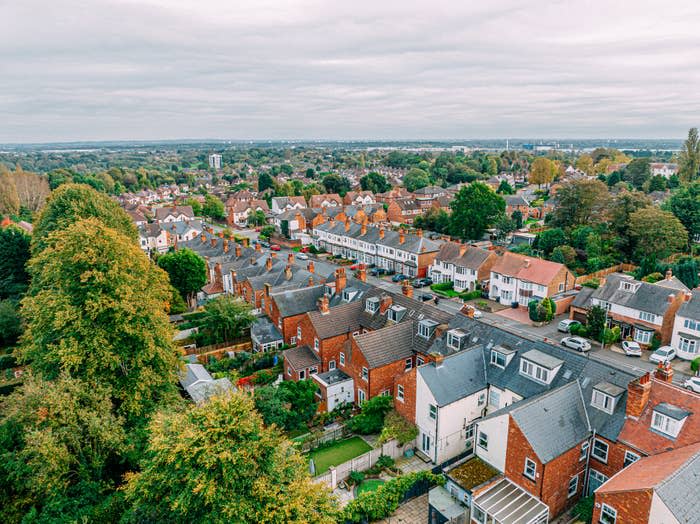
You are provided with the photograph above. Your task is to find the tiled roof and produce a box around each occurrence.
[353,321,416,369]
[251,317,283,344]
[308,301,364,339]
[283,345,320,370]
[418,347,487,406]
[271,285,327,318]
[154,205,194,220]
[655,445,700,524]
[491,252,566,286]
[677,289,700,319]
[592,273,685,316]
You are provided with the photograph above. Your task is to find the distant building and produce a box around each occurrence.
[208,154,222,170]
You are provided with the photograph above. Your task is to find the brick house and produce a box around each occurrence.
[308,193,343,208]
[428,242,498,292]
[343,191,376,206]
[386,197,422,225]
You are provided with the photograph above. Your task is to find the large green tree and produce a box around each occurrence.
[624,158,651,189]
[123,392,337,523]
[20,218,179,420]
[359,171,391,193]
[321,173,351,196]
[0,226,31,299]
[254,379,319,431]
[679,127,700,182]
[202,194,225,220]
[449,182,505,241]
[628,207,688,261]
[157,248,207,305]
[198,295,255,345]
[610,189,651,256]
[403,168,431,192]
[550,179,610,229]
[31,183,137,255]
[665,182,700,240]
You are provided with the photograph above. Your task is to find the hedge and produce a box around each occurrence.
[459,290,482,301]
[0,354,17,370]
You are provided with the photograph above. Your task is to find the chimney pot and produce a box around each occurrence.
[399,230,405,244]
[524,258,531,268]
[318,295,330,314]
[235,244,242,257]
[379,295,393,314]
[401,279,413,298]
[255,242,262,253]
[285,264,293,280]
[654,361,674,383]
[307,261,315,273]
[666,268,673,280]
[626,373,652,418]
[379,227,385,239]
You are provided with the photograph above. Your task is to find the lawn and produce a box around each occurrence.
[309,437,372,474]
[357,479,385,495]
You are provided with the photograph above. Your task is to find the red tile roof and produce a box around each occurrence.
[491,252,567,286]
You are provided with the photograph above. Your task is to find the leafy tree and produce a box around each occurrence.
[575,155,594,175]
[528,157,555,187]
[184,197,202,216]
[259,225,275,239]
[0,299,22,347]
[629,207,688,261]
[0,226,31,299]
[679,127,700,182]
[511,210,523,229]
[20,218,179,421]
[254,379,319,431]
[305,167,315,178]
[493,214,516,243]
[321,173,351,196]
[550,245,577,267]
[11,166,51,212]
[413,207,450,234]
[648,175,667,192]
[378,410,418,445]
[348,395,393,434]
[203,194,225,220]
[0,167,21,215]
[157,248,207,305]
[0,375,127,523]
[496,180,515,194]
[360,172,390,193]
[535,228,567,255]
[123,392,337,523]
[32,183,137,255]
[247,209,267,227]
[403,168,431,192]
[665,182,700,240]
[198,296,255,345]
[672,257,700,289]
[550,179,610,229]
[258,172,275,192]
[610,189,651,256]
[624,158,651,189]
[449,183,505,241]
[587,305,607,342]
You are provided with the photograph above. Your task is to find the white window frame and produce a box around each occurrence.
[297,326,302,341]
[358,389,366,403]
[592,438,609,463]
[328,360,336,370]
[429,404,437,420]
[567,475,578,498]
[299,369,306,380]
[600,503,617,524]
[651,411,684,437]
[523,458,536,481]
[488,389,500,408]
[418,322,431,339]
[580,441,589,461]
[520,359,550,384]
[623,450,640,468]
[339,352,345,366]
[417,356,425,366]
[365,299,378,314]
[478,431,488,450]
[591,390,615,414]
[397,384,404,401]
[446,331,464,350]
[314,338,319,351]
[361,367,368,381]
[634,329,652,344]
[679,336,698,354]
[639,311,655,323]
[405,358,413,371]
[490,350,506,368]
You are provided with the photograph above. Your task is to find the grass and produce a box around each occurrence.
[357,479,385,495]
[309,437,372,474]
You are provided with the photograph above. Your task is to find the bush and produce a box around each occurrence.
[348,395,393,435]
[379,410,419,446]
[603,326,621,345]
[691,357,700,373]
[0,354,17,370]
[376,455,395,469]
[572,496,594,524]
[582,279,599,289]
[569,324,589,338]
[642,272,664,283]
[459,290,482,301]
[528,298,554,322]
[431,282,454,291]
[348,471,365,486]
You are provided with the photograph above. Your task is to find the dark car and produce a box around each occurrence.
[369,268,387,276]
[412,277,433,288]
[392,274,409,282]
[416,293,433,302]
[259,241,270,248]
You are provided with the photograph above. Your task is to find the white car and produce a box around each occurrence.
[561,336,591,352]
[558,319,582,333]
[649,346,676,364]
[297,253,309,260]
[683,376,700,393]
[621,341,642,357]
[472,309,483,319]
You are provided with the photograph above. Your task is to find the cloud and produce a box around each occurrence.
[1,0,699,142]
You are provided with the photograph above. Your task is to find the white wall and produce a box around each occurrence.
[671,313,700,360]
[325,379,354,412]
[474,414,509,472]
[416,372,438,462]
[649,492,680,524]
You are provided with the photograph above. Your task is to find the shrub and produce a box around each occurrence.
[376,455,395,469]
[582,278,599,289]
[459,290,482,301]
[651,334,662,351]
[603,326,621,345]
[691,357,700,373]
[348,471,365,486]
[348,395,393,435]
[569,323,588,337]
[431,282,454,291]
[572,496,594,524]
[0,354,17,370]
[642,272,664,283]
[379,410,419,446]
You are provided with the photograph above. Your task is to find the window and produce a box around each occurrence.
[652,411,684,437]
[429,404,437,420]
[418,322,431,339]
[478,392,486,406]
[446,330,464,350]
[558,282,565,292]
[472,505,486,524]
[329,360,336,370]
[299,370,306,380]
[405,358,413,371]
[287,367,292,376]
[592,439,609,462]
[365,298,379,313]
[381,389,391,397]
[600,504,617,524]
[520,359,550,384]
[417,356,425,366]
[297,326,302,341]
[502,276,512,284]
[361,367,368,381]
[490,350,506,368]
[567,475,578,498]
[489,389,500,408]
[314,338,319,351]
[339,352,345,366]
[478,431,488,450]
[623,450,640,468]
[397,384,404,401]
[523,458,536,480]
[290,336,297,345]
[679,336,698,354]
[634,329,652,344]
[591,390,615,414]
[638,311,655,323]
[580,441,589,461]
[358,389,365,403]
[309,366,318,375]
[683,318,700,332]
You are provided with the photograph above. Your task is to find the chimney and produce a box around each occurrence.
[218,231,224,239]
[335,268,347,294]
[654,361,674,383]
[307,261,315,274]
[361,223,367,236]
[287,252,294,265]
[255,242,262,253]
[459,243,468,257]
[626,373,652,418]
[264,283,271,297]
[266,257,273,271]
[434,353,445,368]
[317,295,330,314]
[399,230,405,244]
[285,264,293,280]
[416,229,422,238]
[401,279,413,298]
[223,239,229,253]
[308,275,314,286]
[210,237,217,248]
[200,233,207,243]
[235,243,242,257]
[242,237,250,248]
[379,295,393,314]
[666,268,673,280]
[214,262,222,283]
[667,293,675,304]
[523,258,531,268]
[357,264,367,282]
[685,291,692,302]
[345,219,351,232]
[379,227,385,239]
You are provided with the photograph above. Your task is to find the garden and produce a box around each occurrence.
[309,436,372,474]
[430,281,482,301]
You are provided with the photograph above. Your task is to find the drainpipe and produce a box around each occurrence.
[583,430,595,496]
[434,409,440,464]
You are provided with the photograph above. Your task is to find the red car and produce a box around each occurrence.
[300,246,309,253]
[270,244,281,251]
[350,264,359,270]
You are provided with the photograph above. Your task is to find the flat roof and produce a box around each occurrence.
[520,349,563,370]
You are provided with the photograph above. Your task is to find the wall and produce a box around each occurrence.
[648,491,680,524]
[592,489,652,524]
[394,367,417,423]
[474,414,509,472]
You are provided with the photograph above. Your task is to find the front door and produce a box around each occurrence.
[422,433,431,453]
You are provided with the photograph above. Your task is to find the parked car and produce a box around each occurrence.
[621,341,642,357]
[259,241,270,248]
[270,244,281,251]
[412,277,433,288]
[649,346,676,364]
[683,376,700,393]
[350,264,360,270]
[297,253,309,260]
[300,246,309,253]
[558,319,582,333]
[369,268,385,276]
[416,293,433,302]
[471,309,483,319]
[561,336,591,353]
[392,274,409,282]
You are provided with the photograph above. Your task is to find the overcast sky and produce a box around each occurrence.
[2,0,699,142]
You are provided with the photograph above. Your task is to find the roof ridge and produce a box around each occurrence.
[657,445,700,489]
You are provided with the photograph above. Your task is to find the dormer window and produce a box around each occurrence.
[418,319,438,339]
[651,404,689,438]
[518,350,561,385]
[446,329,465,350]
[520,359,549,383]
[591,382,624,414]
[620,281,637,292]
[365,297,379,314]
[342,288,358,302]
[490,350,506,368]
[388,305,406,323]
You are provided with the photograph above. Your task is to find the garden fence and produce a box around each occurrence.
[300,426,349,453]
[574,263,636,286]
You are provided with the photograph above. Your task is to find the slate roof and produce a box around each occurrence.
[283,345,320,370]
[353,321,416,368]
[655,446,700,524]
[419,347,487,406]
[246,266,316,292]
[276,207,320,222]
[251,317,283,344]
[154,205,194,221]
[434,242,493,270]
[509,381,591,464]
[271,285,327,318]
[591,273,684,316]
[308,301,364,339]
[571,286,595,309]
[677,289,700,319]
[504,194,530,207]
[178,364,233,403]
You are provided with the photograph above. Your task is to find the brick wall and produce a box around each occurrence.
[394,367,417,423]
[546,265,576,297]
[297,313,353,373]
[589,436,642,480]
[347,337,413,403]
[592,490,652,524]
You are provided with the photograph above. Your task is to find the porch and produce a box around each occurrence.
[471,478,549,524]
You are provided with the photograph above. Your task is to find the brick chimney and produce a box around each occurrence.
[665,268,673,280]
[285,264,293,280]
[264,283,271,297]
[200,233,207,243]
[210,237,217,248]
[416,229,422,238]
[379,227,385,239]
[308,275,314,286]
[399,230,405,244]
[335,268,347,294]
[295,211,306,231]
[266,257,273,271]
[223,239,229,253]
[433,353,445,368]
[523,258,531,268]
[654,361,674,383]
[401,279,413,298]
[241,237,250,248]
[255,242,262,253]
[345,219,351,232]
[214,262,222,283]
[361,223,367,236]
[357,264,367,282]
[317,295,330,314]
[379,295,393,314]
[235,243,242,257]
[667,293,675,304]
[287,252,294,264]
[307,261,315,274]
[626,373,652,418]
[459,243,468,257]
[218,231,224,239]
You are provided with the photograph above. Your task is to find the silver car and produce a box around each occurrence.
[561,336,591,352]
[683,376,700,393]
[621,341,642,357]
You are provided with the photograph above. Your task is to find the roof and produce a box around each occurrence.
[251,317,283,344]
[283,345,320,370]
[353,321,416,369]
[419,347,487,407]
[655,446,700,524]
[308,300,364,339]
[591,273,685,316]
[313,369,352,386]
[491,252,567,285]
[510,381,591,464]
[677,289,700,320]
[571,286,595,309]
[435,242,493,269]
[473,478,549,524]
[154,205,194,220]
[178,364,233,403]
[520,349,563,370]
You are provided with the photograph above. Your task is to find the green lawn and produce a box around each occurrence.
[309,437,372,474]
[357,479,385,495]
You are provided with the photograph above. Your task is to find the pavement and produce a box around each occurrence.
[375,494,428,524]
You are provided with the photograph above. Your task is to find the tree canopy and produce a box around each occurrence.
[0,226,31,300]
[360,171,391,193]
[197,295,255,346]
[679,127,700,182]
[157,248,207,305]
[403,168,431,192]
[202,194,225,220]
[449,182,505,241]
[628,207,688,261]
[549,179,610,229]
[321,173,351,196]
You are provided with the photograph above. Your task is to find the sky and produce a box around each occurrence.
[1,0,700,142]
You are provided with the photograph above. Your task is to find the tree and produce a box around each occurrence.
[0,166,20,215]
[610,189,651,256]
[321,173,351,196]
[360,172,391,193]
[550,245,577,267]
[157,248,207,305]
[123,392,337,523]
[254,379,319,431]
[413,207,450,234]
[247,209,267,227]
[679,127,700,182]
[449,183,505,241]
[511,210,523,229]
[535,228,567,255]
[672,257,700,289]
[184,197,202,216]
[587,305,607,342]
[0,375,127,523]
[348,395,393,435]
[199,295,255,345]
[258,172,275,192]
[32,183,137,256]
[0,226,31,299]
[11,166,50,212]
[528,158,555,187]
[648,175,667,192]
[628,207,688,261]
[493,214,516,243]
[0,299,22,347]
[496,180,514,194]
[665,182,700,240]
[20,218,179,421]
[624,158,651,190]
[202,194,225,220]
[575,155,594,175]
[403,168,431,192]
[550,179,610,229]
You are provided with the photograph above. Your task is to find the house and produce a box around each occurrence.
[386,198,422,225]
[179,363,234,403]
[138,223,169,253]
[126,208,148,226]
[343,191,375,206]
[376,187,411,204]
[504,194,534,218]
[313,369,355,412]
[428,242,497,292]
[282,345,320,381]
[413,186,446,208]
[273,208,323,242]
[154,205,195,223]
[271,196,307,214]
[650,162,678,179]
[250,316,284,353]
[670,288,700,360]
[488,252,575,308]
[308,193,343,208]
[226,199,269,227]
[592,443,700,524]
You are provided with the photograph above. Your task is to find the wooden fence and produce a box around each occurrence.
[574,263,636,286]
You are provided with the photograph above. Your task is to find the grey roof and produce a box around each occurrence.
[591,273,684,316]
[656,450,700,524]
[314,369,352,386]
[178,364,234,403]
[179,363,211,389]
[308,301,364,339]
[419,347,487,407]
[510,381,591,464]
[270,285,327,318]
[353,321,416,369]
[593,381,625,397]
[315,220,442,254]
[251,317,283,345]
[655,402,691,421]
[571,286,595,309]
[283,345,320,370]
[520,349,563,370]
[678,289,700,320]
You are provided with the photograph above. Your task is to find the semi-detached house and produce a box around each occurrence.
[429,242,498,292]
[670,288,700,360]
